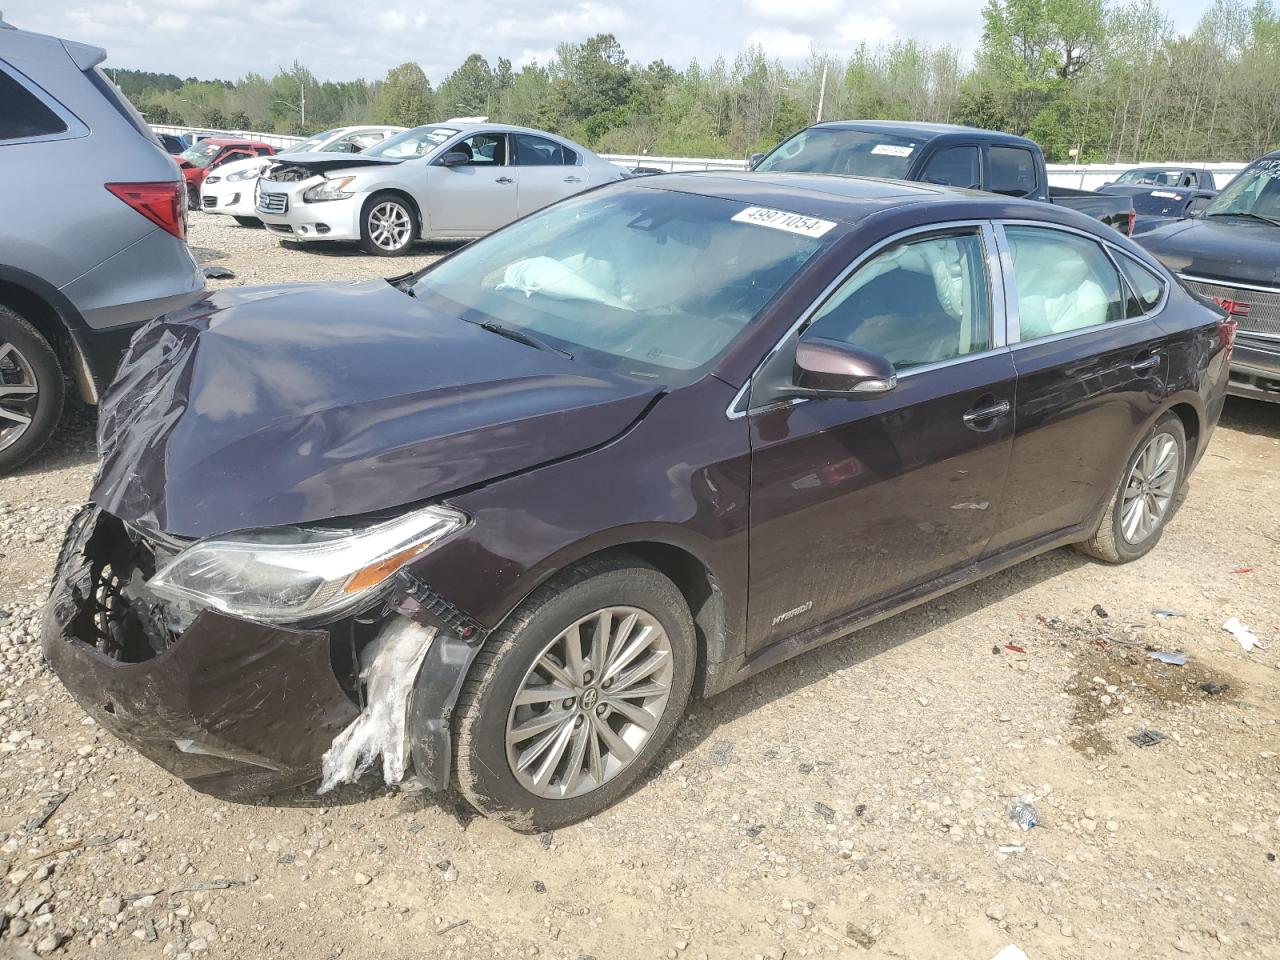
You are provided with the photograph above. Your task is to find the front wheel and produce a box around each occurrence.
[450,556,695,829]
[359,194,418,256]
[232,215,261,227]
[1077,412,1186,563]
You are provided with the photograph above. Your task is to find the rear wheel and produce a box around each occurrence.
[1077,412,1186,563]
[359,193,418,256]
[232,215,261,227]
[451,556,695,829]
[0,305,64,474]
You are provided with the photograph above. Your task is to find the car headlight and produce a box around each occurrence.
[303,175,357,203]
[148,505,466,623]
[226,167,262,182]
[204,175,221,184]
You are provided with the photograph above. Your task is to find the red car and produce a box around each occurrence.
[176,138,275,207]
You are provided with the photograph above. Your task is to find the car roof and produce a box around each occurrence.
[633,171,1018,224]
[409,121,579,139]
[202,137,272,147]
[809,120,1038,148]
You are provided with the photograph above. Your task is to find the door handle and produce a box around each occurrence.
[495,176,514,184]
[563,176,583,183]
[1130,354,1160,373]
[962,400,1011,425]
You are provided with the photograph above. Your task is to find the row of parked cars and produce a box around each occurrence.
[0,15,1275,834]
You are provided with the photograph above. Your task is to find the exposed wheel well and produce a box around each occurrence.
[0,279,67,359]
[1168,402,1200,462]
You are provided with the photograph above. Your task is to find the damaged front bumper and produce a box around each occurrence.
[41,506,484,800]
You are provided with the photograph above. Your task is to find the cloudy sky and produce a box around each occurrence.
[5,0,1213,82]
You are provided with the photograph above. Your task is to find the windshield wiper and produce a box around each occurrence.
[474,320,574,360]
[1205,211,1280,227]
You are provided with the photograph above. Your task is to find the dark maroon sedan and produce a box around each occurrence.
[43,174,1231,828]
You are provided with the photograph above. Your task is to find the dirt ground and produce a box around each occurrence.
[1,213,1277,960]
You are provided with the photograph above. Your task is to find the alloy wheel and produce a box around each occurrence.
[1120,431,1179,543]
[368,201,412,252]
[505,606,674,800]
[0,340,39,455]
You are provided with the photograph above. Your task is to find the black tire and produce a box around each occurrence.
[232,215,261,227]
[1077,412,1186,563]
[186,183,199,211]
[0,305,65,474]
[358,192,419,256]
[451,555,696,830]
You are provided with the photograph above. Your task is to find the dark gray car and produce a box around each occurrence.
[0,18,204,471]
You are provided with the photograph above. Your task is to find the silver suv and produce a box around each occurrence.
[0,19,203,471]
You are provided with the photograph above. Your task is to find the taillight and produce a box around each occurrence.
[105,182,186,241]
[1217,316,1238,359]
[1127,208,1136,235]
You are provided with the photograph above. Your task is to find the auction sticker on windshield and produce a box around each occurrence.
[870,144,914,157]
[732,206,836,238]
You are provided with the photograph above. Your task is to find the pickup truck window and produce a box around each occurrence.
[1006,226,1125,340]
[990,146,1039,198]
[754,128,922,179]
[920,146,981,190]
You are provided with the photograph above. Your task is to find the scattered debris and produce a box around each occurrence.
[532,880,546,894]
[1004,642,1026,654]
[1200,681,1228,696]
[854,803,867,818]
[844,921,878,948]
[1092,604,1109,618]
[707,740,733,766]
[745,824,765,838]
[798,762,813,774]
[538,832,554,850]
[814,801,836,821]
[997,844,1026,855]
[1129,729,1166,748]
[1232,567,1253,574]
[991,644,1001,655]
[436,919,469,936]
[1223,617,1262,652]
[1009,800,1038,830]
[201,264,235,279]
[27,792,69,831]
[1151,608,1185,619]
[29,838,83,861]
[170,879,245,893]
[1148,651,1188,666]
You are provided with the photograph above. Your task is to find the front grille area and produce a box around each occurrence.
[201,195,217,209]
[1181,276,1280,339]
[257,191,288,214]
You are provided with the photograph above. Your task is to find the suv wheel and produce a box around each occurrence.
[1077,412,1186,563]
[451,556,695,829]
[0,305,65,473]
[359,193,418,256]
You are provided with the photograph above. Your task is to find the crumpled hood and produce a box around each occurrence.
[93,280,660,539]
[1138,218,1280,286]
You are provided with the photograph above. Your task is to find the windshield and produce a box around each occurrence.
[295,128,341,152]
[366,125,459,159]
[1116,169,1184,186]
[409,185,835,385]
[754,128,923,178]
[179,142,222,168]
[1203,159,1280,222]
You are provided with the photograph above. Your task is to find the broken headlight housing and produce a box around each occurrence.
[148,505,465,624]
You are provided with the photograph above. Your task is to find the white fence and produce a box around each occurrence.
[154,125,1246,188]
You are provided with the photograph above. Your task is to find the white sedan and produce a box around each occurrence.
[254,122,628,255]
[201,125,404,225]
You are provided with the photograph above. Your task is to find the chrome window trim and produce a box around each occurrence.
[0,58,88,146]
[727,219,1003,419]
[1178,273,1280,295]
[994,219,1169,350]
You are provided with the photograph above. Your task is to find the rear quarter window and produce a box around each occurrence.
[989,146,1038,198]
[0,66,68,141]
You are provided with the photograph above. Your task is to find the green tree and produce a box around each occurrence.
[372,62,434,126]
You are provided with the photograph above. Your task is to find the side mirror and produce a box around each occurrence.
[790,337,896,398]
[748,152,766,170]
[438,151,470,167]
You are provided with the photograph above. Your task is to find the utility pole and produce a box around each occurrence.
[816,63,828,123]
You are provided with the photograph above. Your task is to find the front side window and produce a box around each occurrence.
[448,132,507,166]
[755,128,923,179]
[989,146,1038,197]
[920,146,981,189]
[1006,226,1125,341]
[804,230,992,369]
[410,187,833,384]
[513,134,571,166]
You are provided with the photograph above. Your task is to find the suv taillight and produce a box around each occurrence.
[105,182,186,241]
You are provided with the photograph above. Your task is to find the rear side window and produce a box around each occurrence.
[0,67,67,141]
[1006,226,1125,341]
[1116,253,1165,316]
[920,146,980,189]
[513,134,572,166]
[989,146,1038,197]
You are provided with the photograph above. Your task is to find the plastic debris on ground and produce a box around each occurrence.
[318,618,437,793]
[997,844,1026,855]
[1129,729,1166,748]
[1200,681,1228,696]
[1223,617,1263,652]
[201,264,235,279]
[992,946,1031,960]
[1151,608,1184,619]
[1091,604,1109,618]
[1009,800,1038,830]
[1004,642,1026,654]
[1148,651,1188,666]
[1233,566,1254,574]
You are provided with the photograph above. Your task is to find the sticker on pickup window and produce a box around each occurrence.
[870,144,914,157]
[1151,190,1183,200]
[732,206,836,238]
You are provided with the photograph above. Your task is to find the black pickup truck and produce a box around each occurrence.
[751,121,1134,234]
[1138,153,1280,403]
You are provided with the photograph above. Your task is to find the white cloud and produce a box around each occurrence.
[743,27,815,60]
[742,0,845,25]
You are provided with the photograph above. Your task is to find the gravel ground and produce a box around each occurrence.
[1,212,1278,960]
